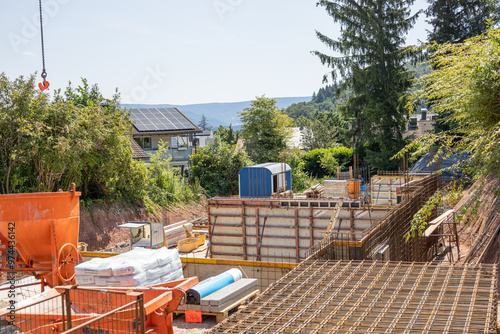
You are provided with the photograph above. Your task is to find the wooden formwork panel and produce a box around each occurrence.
[208,198,389,263]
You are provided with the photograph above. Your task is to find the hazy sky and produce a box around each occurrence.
[1,1,430,105]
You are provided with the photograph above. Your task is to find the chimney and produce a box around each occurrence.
[421,108,427,121]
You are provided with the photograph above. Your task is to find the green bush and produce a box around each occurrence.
[189,138,252,197]
[302,147,353,178]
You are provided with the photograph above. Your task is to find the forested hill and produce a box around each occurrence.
[285,62,432,121]
[123,96,310,128]
[285,84,344,120]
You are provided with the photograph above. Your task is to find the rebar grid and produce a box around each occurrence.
[306,173,441,263]
[208,260,498,334]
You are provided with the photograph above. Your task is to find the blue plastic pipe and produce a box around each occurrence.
[186,268,242,304]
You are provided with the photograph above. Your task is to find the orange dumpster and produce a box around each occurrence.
[0,184,81,287]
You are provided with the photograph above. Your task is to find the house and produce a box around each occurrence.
[129,107,204,171]
[405,109,438,138]
[129,138,149,161]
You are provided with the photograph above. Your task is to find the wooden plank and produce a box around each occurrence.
[309,208,314,247]
[242,203,247,261]
[427,209,454,225]
[295,209,299,263]
[424,210,455,237]
[177,290,259,323]
[255,208,260,261]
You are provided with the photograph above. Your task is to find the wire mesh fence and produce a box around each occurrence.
[0,286,145,334]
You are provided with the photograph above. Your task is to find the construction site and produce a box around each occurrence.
[1,165,499,334]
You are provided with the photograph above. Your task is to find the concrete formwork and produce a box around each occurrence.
[207,198,390,263]
[370,173,428,206]
[208,172,442,264]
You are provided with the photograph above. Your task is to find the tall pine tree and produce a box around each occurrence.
[426,0,500,43]
[198,114,213,131]
[313,0,418,170]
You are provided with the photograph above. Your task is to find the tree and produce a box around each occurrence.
[54,79,136,199]
[426,0,500,44]
[401,27,500,177]
[189,138,252,196]
[285,84,346,120]
[0,74,47,194]
[239,96,293,163]
[279,149,311,192]
[214,124,239,146]
[298,111,346,150]
[0,74,138,199]
[313,0,419,170]
[198,114,213,131]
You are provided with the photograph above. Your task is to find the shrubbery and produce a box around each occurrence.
[0,74,204,210]
[302,147,353,178]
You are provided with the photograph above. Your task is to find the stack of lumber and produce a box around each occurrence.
[303,183,324,198]
[271,190,293,198]
[323,179,348,198]
[190,216,209,230]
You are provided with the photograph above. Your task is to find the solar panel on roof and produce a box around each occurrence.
[130,107,196,132]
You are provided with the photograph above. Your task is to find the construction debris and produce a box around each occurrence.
[165,220,194,247]
[209,260,498,333]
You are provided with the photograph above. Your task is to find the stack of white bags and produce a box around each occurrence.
[74,247,184,287]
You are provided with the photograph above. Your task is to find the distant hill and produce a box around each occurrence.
[122,96,311,128]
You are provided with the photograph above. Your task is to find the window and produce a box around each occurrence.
[143,137,151,149]
[171,137,178,149]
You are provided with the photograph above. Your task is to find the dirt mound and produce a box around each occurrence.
[79,201,206,250]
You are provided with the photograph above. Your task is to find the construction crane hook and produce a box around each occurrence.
[39,71,49,90]
[38,0,50,91]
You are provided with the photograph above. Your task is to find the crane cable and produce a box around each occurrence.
[38,0,49,90]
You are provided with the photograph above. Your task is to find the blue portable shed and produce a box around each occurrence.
[239,163,292,198]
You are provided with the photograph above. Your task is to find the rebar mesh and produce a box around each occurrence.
[306,173,442,262]
[209,260,498,334]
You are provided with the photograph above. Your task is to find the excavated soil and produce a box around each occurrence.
[79,201,207,250]
[454,176,500,264]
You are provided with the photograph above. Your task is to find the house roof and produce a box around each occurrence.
[129,138,149,160]
[129,107,202,135]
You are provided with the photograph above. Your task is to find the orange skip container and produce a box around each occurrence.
[0,185,80,287]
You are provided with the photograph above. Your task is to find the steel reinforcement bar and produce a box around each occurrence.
[209,260,498,334]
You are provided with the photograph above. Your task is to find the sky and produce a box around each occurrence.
[1,0,431,105]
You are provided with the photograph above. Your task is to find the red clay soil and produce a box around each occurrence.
[79,201,207,250]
